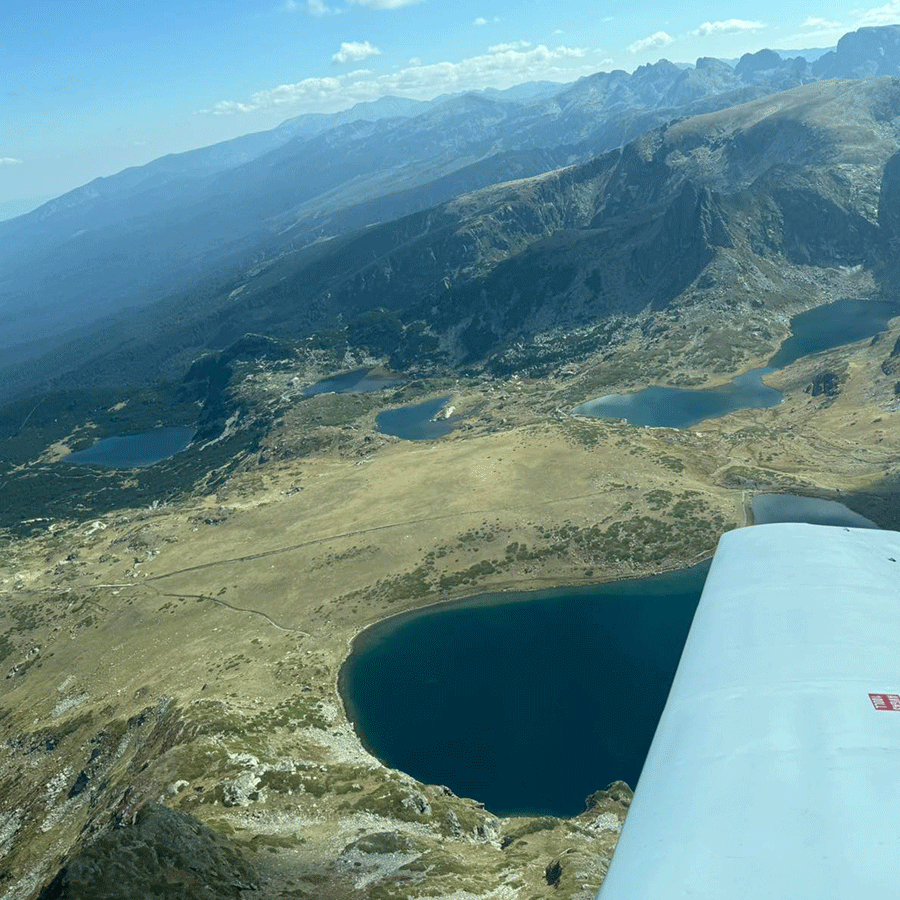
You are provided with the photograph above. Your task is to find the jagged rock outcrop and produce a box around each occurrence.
[814,25,900,79]
[36,805,259,900]
[880,332,900,376]
[806,371,844,398]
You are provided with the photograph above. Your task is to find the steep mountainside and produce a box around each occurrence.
[6,25,898,376]
[814,24,900,77]
[12,76,897,400]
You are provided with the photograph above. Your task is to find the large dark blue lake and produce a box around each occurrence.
[341,493,880,817]
[342,564,708,817]
[64,426,196,468]
[573,300,899,428]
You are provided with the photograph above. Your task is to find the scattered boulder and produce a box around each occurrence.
[400,790,431,817]
[222,771,263,807]
[805,370,844,398]
[445,809,463,837]
[474,817,502,842]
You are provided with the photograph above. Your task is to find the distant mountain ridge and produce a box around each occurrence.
[3,24,900,397]
[8,76,900,404]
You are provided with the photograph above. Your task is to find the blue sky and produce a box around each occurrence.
[1,0,897,208]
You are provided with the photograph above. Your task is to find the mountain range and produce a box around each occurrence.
[4,24,900,400]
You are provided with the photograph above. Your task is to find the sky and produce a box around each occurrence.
[1,0,898,210]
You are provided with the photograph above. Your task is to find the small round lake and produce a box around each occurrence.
[573,299,899,428]
[64,426,196,468]
[302,368,401,397]
[341,564,708,817]
[376,396,455,441]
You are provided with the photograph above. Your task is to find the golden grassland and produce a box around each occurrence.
[1,324,899,899]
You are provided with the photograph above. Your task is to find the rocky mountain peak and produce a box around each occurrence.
[814,24,900,78]
[736,48,784,77]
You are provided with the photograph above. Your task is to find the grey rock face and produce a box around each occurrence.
[36,805,259,900]
[221,770,264,808]
[806,371,844,398]
[400,790,432,816]
[736,49,785,79]
[446,809,463,837]
[814,25,900,79]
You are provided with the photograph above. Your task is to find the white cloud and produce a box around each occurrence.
[692,19,765,36]
[488,41,532,53]
[332,40,382,64]
[348,0,422,8]
[553,45,586,57]
[203,44,594,115]
[0,157,22,165]
[628,31,673,54]
[858,2,900,25]
[782,15,845,43]
[473,16,500,26]
[801,16,841,29]
[408,56,423,66]
[202,77,345,114]
[284,0,332,13]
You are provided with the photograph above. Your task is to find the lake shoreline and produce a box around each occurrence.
[337,556,716,817]
[338,487,885,816]
[571,299,900,428]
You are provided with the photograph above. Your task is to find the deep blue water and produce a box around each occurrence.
[376,396,455,441]
[574,300,899,428]
[751,493,879,529]
[767,300,898,369]
[302,368,401,396]
[64,426,196,468]
[342,564,709,817]
[342,491,881,816]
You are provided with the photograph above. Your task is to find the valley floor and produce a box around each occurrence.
[2,318,900,899]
